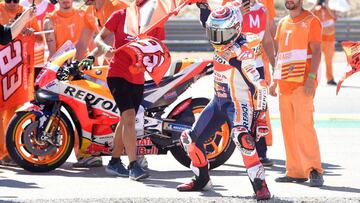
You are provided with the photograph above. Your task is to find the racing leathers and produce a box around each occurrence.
[177,34,269,197]
[199,2,269,140]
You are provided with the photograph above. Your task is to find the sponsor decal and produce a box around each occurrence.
[169,98,191,117]
[288,65,295,73]
[137,137,153,146]
[63,86,119,114]
[137,146,158,155]
[45,81,57,89]
[237,49,255,61]
[214,54,227,64]
[241,103,249,129]
[164,91,178,100]
[164,122,191,132]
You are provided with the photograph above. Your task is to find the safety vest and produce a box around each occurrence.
[274,14,315,83]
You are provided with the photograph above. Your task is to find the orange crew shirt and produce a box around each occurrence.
[0,3,40,32]
[45,8,93,50]
[85,0,128,33]
[275,10,322,95]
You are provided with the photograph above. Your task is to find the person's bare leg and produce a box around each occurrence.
[121,109,137,162]
[111,121,125,157]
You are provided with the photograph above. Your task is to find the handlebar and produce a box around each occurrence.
[56,61,83,81]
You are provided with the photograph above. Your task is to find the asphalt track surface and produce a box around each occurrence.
[1,52,360,203]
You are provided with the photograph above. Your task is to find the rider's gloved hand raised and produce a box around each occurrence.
[79,55,95,70]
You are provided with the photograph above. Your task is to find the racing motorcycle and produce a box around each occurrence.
[6,41,235,172]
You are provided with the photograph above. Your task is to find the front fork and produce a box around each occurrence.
[39,101,62,146]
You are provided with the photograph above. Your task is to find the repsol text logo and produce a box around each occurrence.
[214,54,227,64]
[64,86,119,114]
[241,103,249,129]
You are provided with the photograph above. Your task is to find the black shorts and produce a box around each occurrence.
[107,77,144,115]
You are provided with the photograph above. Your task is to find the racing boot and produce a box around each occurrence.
[252,178,271,200]
[177,165,212,191]
[247,164,271,200]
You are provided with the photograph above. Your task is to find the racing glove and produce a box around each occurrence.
[253,110,269,142]
[79,55,95,70]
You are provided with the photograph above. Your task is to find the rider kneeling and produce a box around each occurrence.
[176,3,271,200]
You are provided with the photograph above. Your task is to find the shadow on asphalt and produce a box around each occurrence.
[224,159,344,177]
[335,85,360,89]
[1,159,359,194]
[0,175,40,189]
[225,159,360,194]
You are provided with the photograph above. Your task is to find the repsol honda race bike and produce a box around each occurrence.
[6,41,235,172]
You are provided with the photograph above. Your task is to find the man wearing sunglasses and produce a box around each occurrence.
[0,7,36,45]
[0,0,40,32]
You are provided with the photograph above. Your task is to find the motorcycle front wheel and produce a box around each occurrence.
[6,111,74,172]
[169,98,235,170]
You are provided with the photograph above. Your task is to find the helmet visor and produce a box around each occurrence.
[206,26,239,45]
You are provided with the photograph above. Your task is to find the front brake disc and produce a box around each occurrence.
[23,121,57,156]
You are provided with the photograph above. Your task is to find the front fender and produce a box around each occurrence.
[15,103,44,116]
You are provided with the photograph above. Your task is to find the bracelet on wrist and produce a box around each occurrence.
[308,73,316,79]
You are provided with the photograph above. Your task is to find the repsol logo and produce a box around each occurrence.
[214,54,226,64]
[241,103,249,129]
[64,86,119,114]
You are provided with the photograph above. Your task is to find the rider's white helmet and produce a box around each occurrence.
[205,5,243,51]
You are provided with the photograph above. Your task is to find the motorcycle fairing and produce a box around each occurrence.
[142,59,212,108]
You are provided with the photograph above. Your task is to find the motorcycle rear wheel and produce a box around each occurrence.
[6,111,74,172]
[169,98,235,170]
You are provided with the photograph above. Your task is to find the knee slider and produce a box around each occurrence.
[231,126,256,156]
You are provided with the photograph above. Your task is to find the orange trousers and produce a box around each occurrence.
[279,86,323,178]
[322,40,335,81]
[0,106,18,160]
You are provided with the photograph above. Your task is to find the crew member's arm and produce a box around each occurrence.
[262,11,276,68]
[304,41,321,96]
[269,19,282,97]
[80,32,114,70]
[304,18,322,96]
[197,2,211,28]
[75,27,94,60]
[9,7,36,39]
[89,33,114,57]
[43,18,57,58]
[94,27,114,56]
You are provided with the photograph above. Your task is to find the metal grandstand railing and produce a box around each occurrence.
[164,19,360,51]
